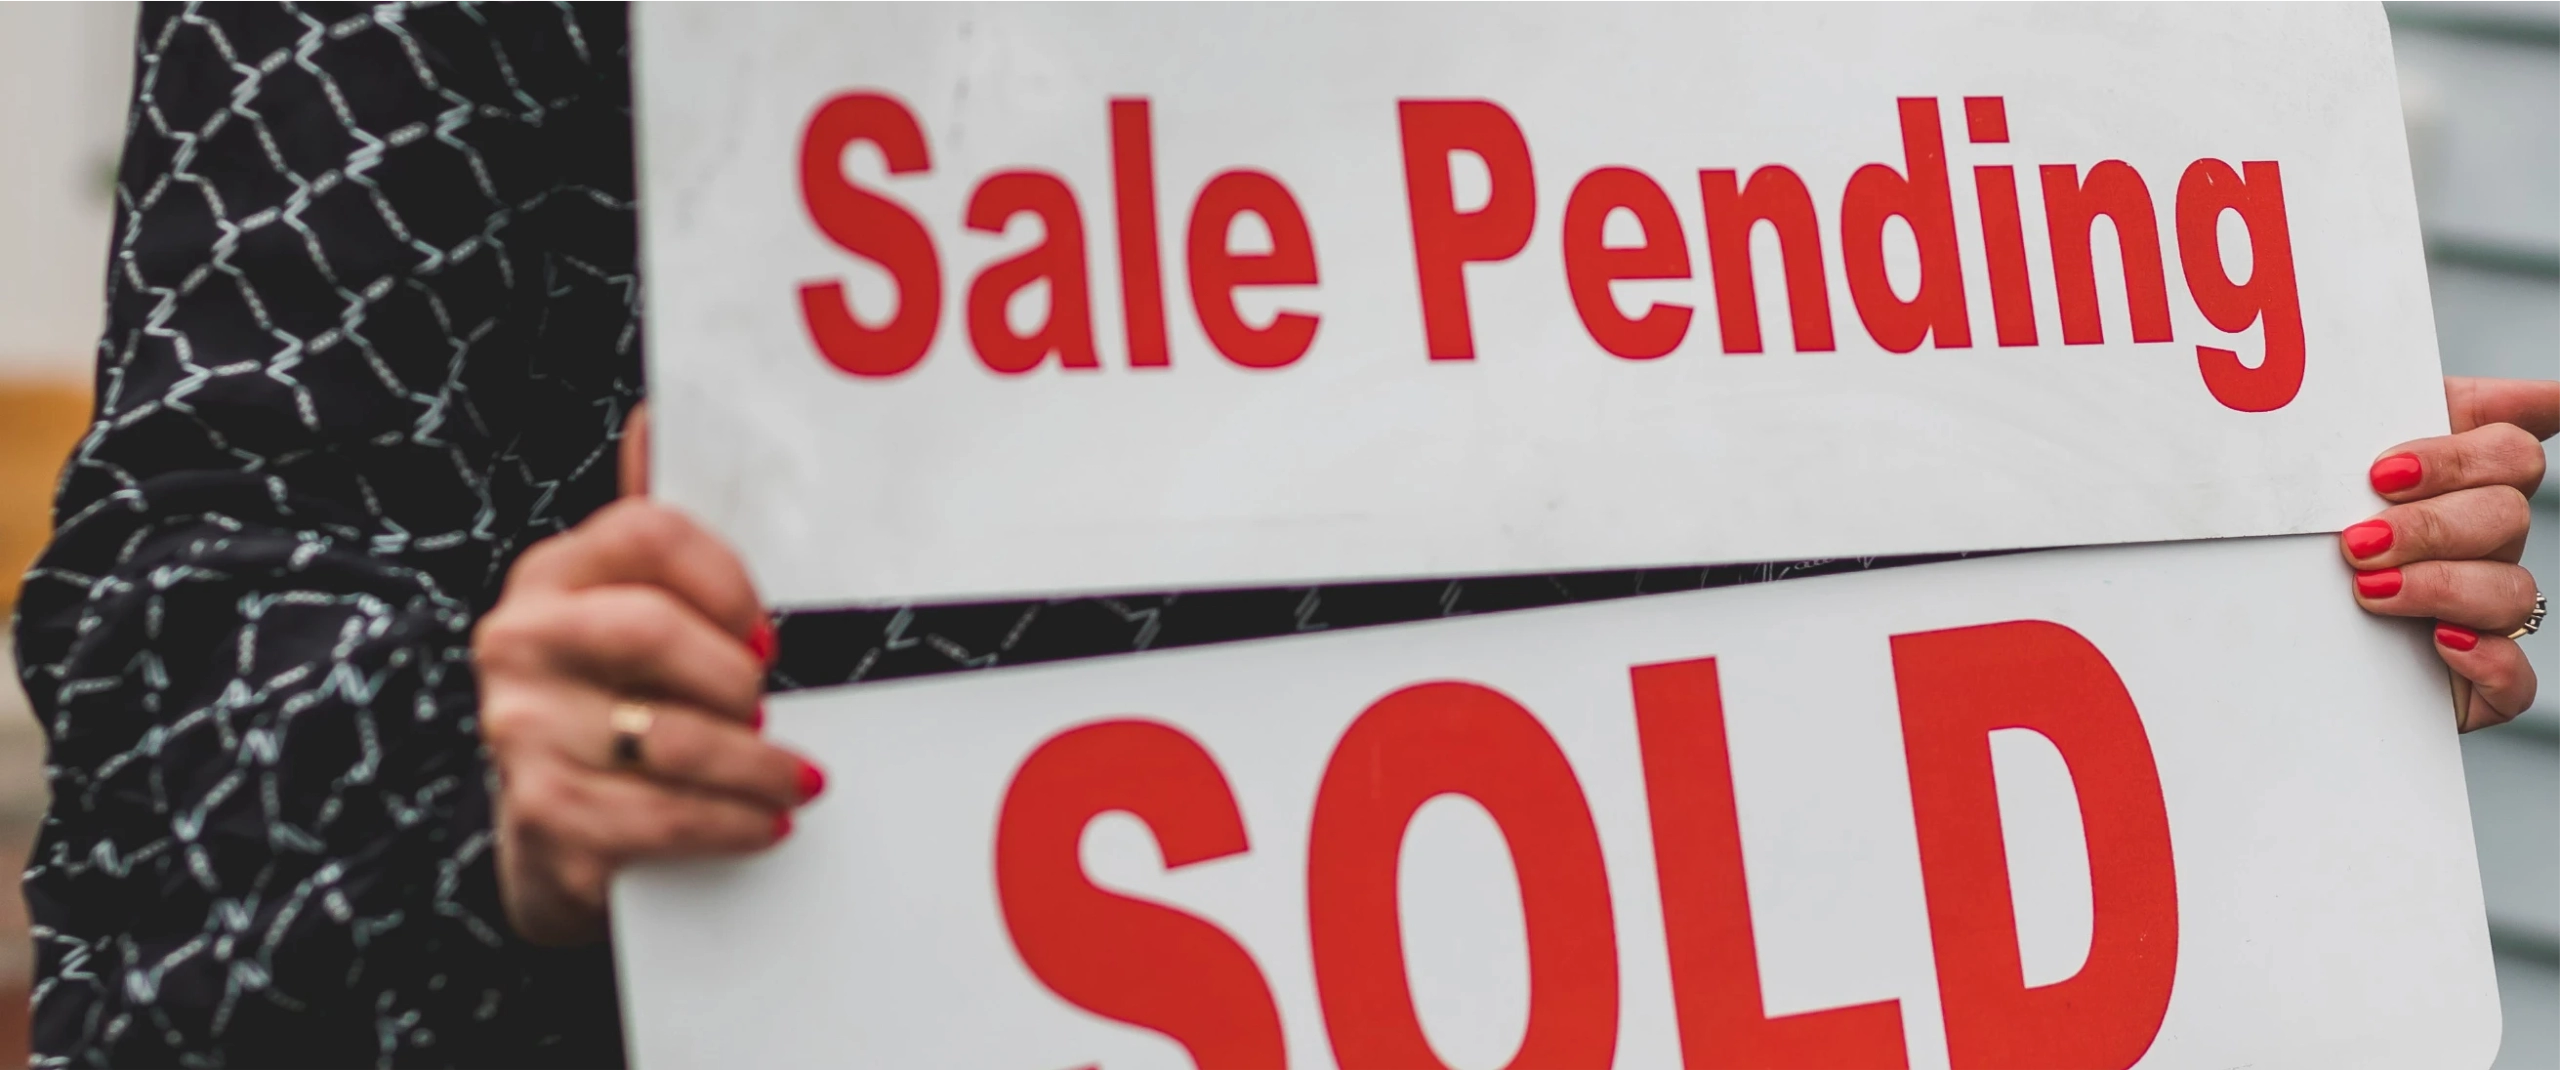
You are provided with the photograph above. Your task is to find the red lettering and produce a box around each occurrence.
[1308,681,1618,1070]
[1562,167,1694,360]
[1699,166,1835,355]
[1974,166,2038,347]
[1187,170,1322,369]
[1398,100,1538,361]
[2176,160,2305,412]
[1962,96,2010,144]
[995,720,1287,1069]
[1110,98,1172,369]
[1892,621,2178,1070]
[1841,98,1973,353]
[2041,162,2174,345]
[965,171,1101,374]
[1964,98,2035,347]
[797,91,941,378]
[1632,657,1911,1069]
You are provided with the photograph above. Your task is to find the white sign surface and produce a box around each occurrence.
[613,535,2498,1069]
[635,3,2445,606]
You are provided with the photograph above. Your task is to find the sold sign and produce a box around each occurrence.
[998,623,2176,1069]
[615,537,2499,1068]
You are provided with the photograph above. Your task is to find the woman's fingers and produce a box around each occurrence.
[606,701,816,812]
[2367,422,2546,503]
[2351,559,2541,632]
[509,755,790,863]
[2445,376,2560,439]
[508,498,769,645]
[633,710,821,813]
[484,681,817,810]
[2435,626,2539,732]
[2339,485,2531,570]
[479,583,766,719]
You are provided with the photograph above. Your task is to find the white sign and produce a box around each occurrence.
[613,535,2499,1069]
[635,3,2445,606]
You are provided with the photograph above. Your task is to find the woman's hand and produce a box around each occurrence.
[2347,376,2558,731]
[473,404,822,945]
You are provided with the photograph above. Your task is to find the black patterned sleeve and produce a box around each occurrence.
[11,5,641,1067]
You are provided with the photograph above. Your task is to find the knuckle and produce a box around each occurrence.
[2461,486,2535,548]
[2483,421,2541,463]
[510,533,572,580]
[2500,568,2541,614]
[645,715,713,779]
[2396,560,2449,602]
[2488,484,2531,524]
[479,698,538,749]
[507,768,577,834]
[596,597,681,656]
[474,601,574,670]
[2468,649,2523,695]
[621,809,669,850]
[604,500,691,560]
[471,610,529,662]
[2393,501,2450,555]
[652,805,708,847]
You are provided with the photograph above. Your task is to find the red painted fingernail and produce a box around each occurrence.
[2343,519,2394,559]
[2369,453,2422,494]
[2355,568,2402,599]
[748,619,778,666]
[796,759,828,803]
[772,811,794,841]
[2436,623,2478,652]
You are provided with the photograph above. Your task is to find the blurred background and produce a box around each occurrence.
[0,3,2549,1066]
[0,4,139,1062]
[2364,6,2560,1069]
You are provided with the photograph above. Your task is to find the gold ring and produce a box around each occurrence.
[608,700,655,770]
[2511,590,2546,641]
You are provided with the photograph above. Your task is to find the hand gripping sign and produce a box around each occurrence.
[634,3,2444,607]
[613,537,2499,1068]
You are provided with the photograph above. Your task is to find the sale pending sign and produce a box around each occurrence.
[615,537,2499,1068]
[635,3,2445,606]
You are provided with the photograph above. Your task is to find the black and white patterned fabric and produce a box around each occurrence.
[11,4,1929,1066]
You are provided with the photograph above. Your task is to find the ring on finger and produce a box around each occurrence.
[608,700,655,770]
[2512,590,2547,640]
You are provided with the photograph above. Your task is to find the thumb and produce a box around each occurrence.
[2445,376,2560,439]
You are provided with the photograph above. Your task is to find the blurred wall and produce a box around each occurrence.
[2389,4,2560,1068]
[0,3,133,1062]
[0,4,128,379]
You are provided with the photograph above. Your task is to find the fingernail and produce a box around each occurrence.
[748,619,778,666]
[772,811,795,841]
[752,703,767,732]
[2369,453,2422,494]
[2355,568,2402,599]
[796,759,828,803]
[2343,519,2394,559]
[2436,623,2479,652]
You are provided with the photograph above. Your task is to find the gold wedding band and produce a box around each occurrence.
[608,700,655,770]
[2511,590,2547,641]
